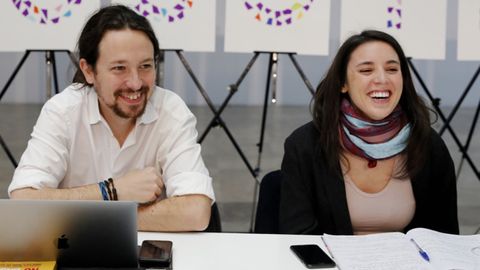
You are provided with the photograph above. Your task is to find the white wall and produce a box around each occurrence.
[0,0,479,106]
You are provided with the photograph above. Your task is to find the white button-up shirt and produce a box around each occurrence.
[9,84,215,201]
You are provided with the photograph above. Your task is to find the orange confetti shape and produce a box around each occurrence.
[34,6,39,14]
[187,1,193,8]
[255,13,261,21]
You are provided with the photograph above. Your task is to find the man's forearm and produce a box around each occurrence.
[11,187,213,232]
[137,194,212,232]
[10,185,103,200]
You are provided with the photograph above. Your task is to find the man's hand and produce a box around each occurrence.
[114,167,163,203]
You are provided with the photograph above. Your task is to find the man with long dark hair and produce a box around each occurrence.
[9,5,214,232]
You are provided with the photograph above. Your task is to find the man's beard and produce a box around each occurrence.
[109,86,149,119]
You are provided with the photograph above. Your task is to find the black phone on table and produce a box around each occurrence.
[138,240,172,269]
[290,244,336,269]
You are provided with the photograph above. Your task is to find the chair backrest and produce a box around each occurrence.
[204,202,222,232]
[254,170,282,233]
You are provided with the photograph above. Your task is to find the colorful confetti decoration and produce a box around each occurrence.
[387,0,402,29]
[243,0,315,27]
[132,0,194,23]
[12,0,82,25]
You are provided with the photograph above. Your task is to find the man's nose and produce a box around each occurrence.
[125,70,142,90]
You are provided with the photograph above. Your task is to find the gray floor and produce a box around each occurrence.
[0,103,479,234]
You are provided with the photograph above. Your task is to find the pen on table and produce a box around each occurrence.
[320,236,335,260]
[410,238,430,262]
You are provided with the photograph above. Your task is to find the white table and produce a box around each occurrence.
[138,232,338,270]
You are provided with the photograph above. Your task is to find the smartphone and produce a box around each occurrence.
[138,240,172,269]
[290,244,336,269]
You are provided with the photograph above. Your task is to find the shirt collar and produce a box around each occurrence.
[87,86,158,125]
[87,86,101,125]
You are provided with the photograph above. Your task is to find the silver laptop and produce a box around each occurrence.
[0,199,138,268]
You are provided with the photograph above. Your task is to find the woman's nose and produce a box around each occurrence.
[373,70,387,83]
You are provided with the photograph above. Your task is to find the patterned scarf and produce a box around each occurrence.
[339,98,411,168]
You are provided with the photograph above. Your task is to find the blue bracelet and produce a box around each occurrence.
[98,182,109,201]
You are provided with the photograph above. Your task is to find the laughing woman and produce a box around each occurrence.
[279,30,459,235]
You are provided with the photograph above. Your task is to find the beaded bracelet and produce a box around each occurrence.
[98,182,109,201]
[103,179,113,201]
[108,178,118,201]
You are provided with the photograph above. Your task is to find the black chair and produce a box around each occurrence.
[204,202,222,232]
[254,170,282,233]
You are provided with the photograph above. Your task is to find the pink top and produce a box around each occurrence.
[344,173,416,235]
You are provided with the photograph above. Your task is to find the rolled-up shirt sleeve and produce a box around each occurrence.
[9,100,69,195]
[157,95,215,202]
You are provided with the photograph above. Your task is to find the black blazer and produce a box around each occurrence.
[279,121,459,235]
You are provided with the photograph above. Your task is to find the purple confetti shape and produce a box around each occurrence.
[142,0,148,4]
[68,0,72,3]
[168,16,174,22]
[396,23,401,29]
[51,17,60,23]
[387,7,393,13]
[178,11,184,19]
[242,0,314,27]
[25,1,31,7]
[40,18,46,24]
[396,9,401,17]
[174,4,184,10]
[135,4,140,11]
[152,5,159,14]
[15,1,21,9]
[142,10,149,16]
[42,9,48,19]
[75,0,81,4]
[22,9,28,16]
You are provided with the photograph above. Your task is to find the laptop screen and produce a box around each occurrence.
[0,199,138,268]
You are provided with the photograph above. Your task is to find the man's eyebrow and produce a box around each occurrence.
[140,58,155,63]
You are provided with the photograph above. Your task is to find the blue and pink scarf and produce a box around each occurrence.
[339,99,411,168]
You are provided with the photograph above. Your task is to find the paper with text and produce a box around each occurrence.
[323,228,480,270]
[323,232,427,270]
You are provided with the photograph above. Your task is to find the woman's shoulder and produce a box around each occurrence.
[285,121,320,147]
[427,127,450,154]
[287,121,318,138]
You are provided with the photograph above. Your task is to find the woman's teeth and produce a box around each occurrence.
[369,91,390,99]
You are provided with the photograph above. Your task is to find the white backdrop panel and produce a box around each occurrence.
[457,0,480,61]
[224,0,330,56]
[112,0,216,52]
[0,0,100,52]
[340,0,447,60]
